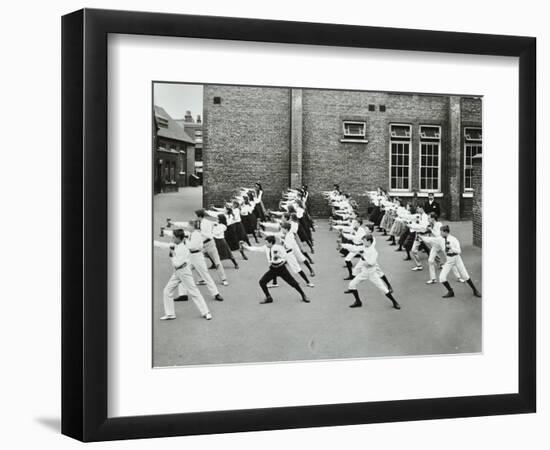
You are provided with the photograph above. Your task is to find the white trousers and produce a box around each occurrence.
[349,267,389,294]
[203,239,226,281]
[293,242,307,263]
[439,255,470,283]
[163,267,209,317]
[429,247,461,280]
[286,251,302,274]
[188,253,220,297]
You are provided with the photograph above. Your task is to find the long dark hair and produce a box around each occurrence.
[254,182,263,193]
[218,214,228,226]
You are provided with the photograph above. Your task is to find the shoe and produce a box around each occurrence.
[214,294,224,301]
[209,265,216,270]
[160,315,176,320]
[442,291,455,298]
[260,298,273,304]
[403,256,412,261]
[395,247,403,252]
[426,279,437,284]
[222,280,229,286]
[411,266,423,271]
[234,264,239,269]
[386,236,393,241]
[302,297,311,303]
[458,278,466,283]
[349,301,362,308]
[344,289,354,294]
[389,242,396,246]
[243,254,249,260]
[393,302,401,310]
[174,295,189,301]
[473,290,482,298]
[344,276,354,280]
[306,282,315,288]
[267,283,279,289]
[197,280,207,286]
[203,312,212,320]
[310,272,315,277]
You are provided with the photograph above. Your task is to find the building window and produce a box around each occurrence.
[419,125,441,192]
[342,121,366,139]
[464,127,482,190]
[389,124,412,191]
[170,162,176,182]
[195,148,203,161]
[158,141,167,150]
[157,117,168,128]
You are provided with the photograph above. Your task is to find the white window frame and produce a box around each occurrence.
[342,121,366,138]
[418,125,442,193]
[389,123,412,192]
[340,121,368,143]
[463,127,482,191]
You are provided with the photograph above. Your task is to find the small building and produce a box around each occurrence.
[176,111,204,185]
[202,85,482,219]
[153,106,196,193]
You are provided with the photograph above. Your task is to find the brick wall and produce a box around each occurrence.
[202,85,482,219]
[472,155,482,247]
[202,85,291,209]
[302,90,450,216]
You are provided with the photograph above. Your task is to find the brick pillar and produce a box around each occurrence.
[290,88,303,189]
[472,154,482,247]
[448,96,462,221]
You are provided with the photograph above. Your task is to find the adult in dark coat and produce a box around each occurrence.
[423,193,441,219]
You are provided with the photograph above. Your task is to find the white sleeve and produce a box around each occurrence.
[154,240,173,250]
[244,244,267,253]
[170,220,190,228]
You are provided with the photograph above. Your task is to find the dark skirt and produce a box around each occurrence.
[226,223,240,251]
[254,202,266,222]
[241,213,258,234]
[236,221,248,242]
[215,237,234,260]
[369,206,382,225]
[301,211,314,231]
[297,221,312,244]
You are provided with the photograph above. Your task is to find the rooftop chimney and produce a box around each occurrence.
[196,114,202,123]
[184,110,193,123]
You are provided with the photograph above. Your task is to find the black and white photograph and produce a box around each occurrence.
[152,82,483,367]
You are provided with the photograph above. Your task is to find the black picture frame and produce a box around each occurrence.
[61,8,536,442]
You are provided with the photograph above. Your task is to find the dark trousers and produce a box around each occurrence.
[259,264,305,299]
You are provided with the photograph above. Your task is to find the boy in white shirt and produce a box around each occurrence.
[154,229,212,321]
[344,234,401,310]
[437,225,481,298]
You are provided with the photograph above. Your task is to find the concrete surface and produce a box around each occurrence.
[153,187,482,367]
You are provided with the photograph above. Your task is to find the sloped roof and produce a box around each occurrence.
[154,105,195,145]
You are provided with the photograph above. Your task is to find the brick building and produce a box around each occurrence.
[154,106,196,193]
[202,85,482,219]
[472,154,483,247]
[176,111,203,185]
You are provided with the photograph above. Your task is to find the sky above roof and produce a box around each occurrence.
[153,83,203,120]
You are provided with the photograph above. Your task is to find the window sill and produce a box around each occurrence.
[388,192,444,198]
[462,192,474,198]
[340,138,369,144]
